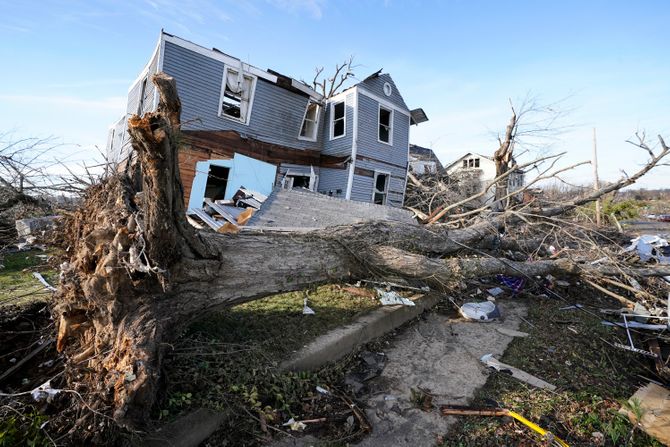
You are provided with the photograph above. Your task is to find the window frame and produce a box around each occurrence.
[218,66,257,125]
[378,104,393,145]
[298,101,321,141]
[329,100,346,140]
[371,170,391,205]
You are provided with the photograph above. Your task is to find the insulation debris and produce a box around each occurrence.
[376,289,415,306]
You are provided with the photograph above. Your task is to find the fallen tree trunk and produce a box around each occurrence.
[52,73,669,441]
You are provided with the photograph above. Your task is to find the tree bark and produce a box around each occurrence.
[52,73,667,439]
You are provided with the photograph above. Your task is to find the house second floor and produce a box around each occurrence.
[106,31,428,208]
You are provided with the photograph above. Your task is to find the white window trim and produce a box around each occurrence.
[298,101,320,141]
[218,66,257,125]
[329,100,346,140]
[371,170,391,205]
[377,104,393,146]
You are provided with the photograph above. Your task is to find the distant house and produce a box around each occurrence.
[444,152,524,202]
[106,31,428,211]
[408,144,444,175]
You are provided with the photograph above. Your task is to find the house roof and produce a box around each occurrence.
[161,31,324,101]
[409,144,444,171]
[443,152,493,171]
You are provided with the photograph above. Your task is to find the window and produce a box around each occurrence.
[463,157,480,169]
[219,67,255,123]
[137,77,148,114]
[372,172,389,205]
[331,101,345,139]
[378,106,393,144]
[299,102,320,140]
[475,158,480,168]
[462,160,468,168]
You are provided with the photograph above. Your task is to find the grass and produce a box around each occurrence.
[0,250,58,308]
[441,288,664,447]
[157,284,382,445]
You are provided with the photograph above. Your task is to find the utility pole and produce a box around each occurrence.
[593,128,601,226]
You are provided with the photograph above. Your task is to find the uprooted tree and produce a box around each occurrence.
[53,73,670,441]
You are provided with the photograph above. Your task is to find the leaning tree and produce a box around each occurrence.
[53,73,670,440]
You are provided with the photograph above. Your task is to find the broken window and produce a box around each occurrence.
[220,67,254,123]
[204,165,230,202]
[137,77,148,114]
[331,101,345,138]
[373,172,389,205]
[378,106,392,144]
[300,102,320,140]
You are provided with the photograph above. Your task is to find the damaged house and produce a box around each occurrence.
[106,31,428,221]
[444,152,525,203]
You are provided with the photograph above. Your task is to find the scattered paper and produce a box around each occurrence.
[283,417,307,431]
[376,289,415,306]
[303,297,315,315]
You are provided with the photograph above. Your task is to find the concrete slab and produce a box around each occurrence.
[273,300,528,446]
[280,293,442,372]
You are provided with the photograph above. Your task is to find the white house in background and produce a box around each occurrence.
[444,152,525,202]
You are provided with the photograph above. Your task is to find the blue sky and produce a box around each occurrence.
[1,0,668,188]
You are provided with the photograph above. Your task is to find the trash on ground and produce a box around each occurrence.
[495,327,529,338]
[440,404,569,447]
[302,297,315,315]
[480,353,557,391]
[282,417,307,431]
[601,321,667,331]
[30,380,60,402]
[344,351,386,395]
[624,234,670,264]
[619,382,670,446]
[315,386,329,395]
[459,301,500,322]
[32,272,56,291]
[486,287,504,297]
[376,289,415,306]
[496,275,526,294]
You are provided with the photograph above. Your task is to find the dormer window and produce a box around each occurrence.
[299,101,320,141]
[378,105,393,144]
[462,157,480,168]
[330,101,345,139]
[219,66,255,124]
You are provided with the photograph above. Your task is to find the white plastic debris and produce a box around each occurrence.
[32,272,56,291]
[480,354,556,391]
[625,235,670,264]
[31,380,60,402]
[376,288,415,306]
[283,417,307,431]
[487,287,504,297]
[459,301,500,322]
[302,297,315,315]
[315,386,330,395]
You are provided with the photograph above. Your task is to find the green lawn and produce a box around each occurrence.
[0,250,57,308]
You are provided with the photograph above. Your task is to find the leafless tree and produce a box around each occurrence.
[311,56,357,98]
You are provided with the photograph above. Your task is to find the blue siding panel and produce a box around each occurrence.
[162,42,319,151]
[321,91,354,156]
[358,74,409,111]
[317,167,349,199]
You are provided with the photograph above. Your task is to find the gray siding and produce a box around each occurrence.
[359,73,408,111]
[354,158,406,207]
[317,167,349,198]
[321,91,354,156]
[355,93,409,168]
[350,174,373,203]
[162,42,319,151]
